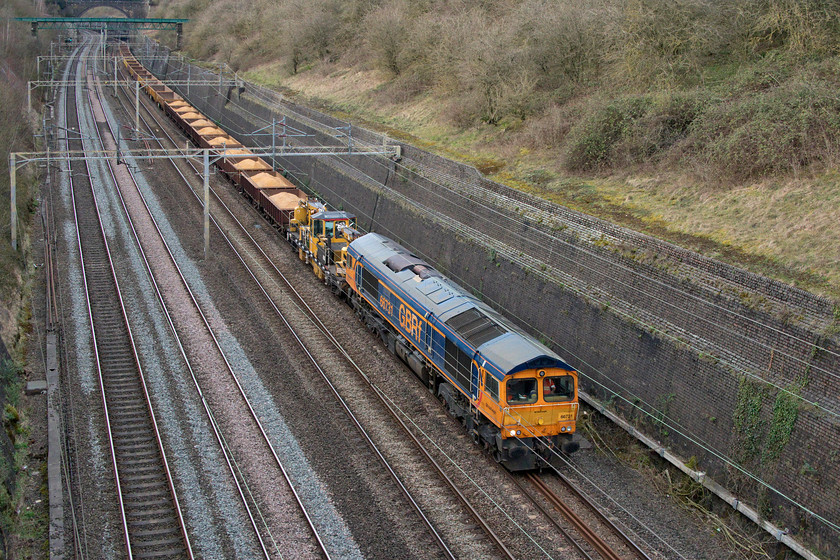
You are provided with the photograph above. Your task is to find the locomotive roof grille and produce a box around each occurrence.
[446,308,507,348]
[384,253,442,279]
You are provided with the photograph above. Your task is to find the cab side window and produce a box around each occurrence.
[360,266,379,297]
[484,373,499,402]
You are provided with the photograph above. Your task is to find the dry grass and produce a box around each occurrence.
[153,0,840,300]
[251,63,840,299]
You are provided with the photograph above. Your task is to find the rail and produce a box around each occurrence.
[64,38,192,559]
[91,56,332,558]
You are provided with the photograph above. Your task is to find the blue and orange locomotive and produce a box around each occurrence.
[344,233,580,470]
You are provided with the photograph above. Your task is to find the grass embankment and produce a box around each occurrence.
[155,0,840,301]
[263,66,840,299]
[0,0,51,555]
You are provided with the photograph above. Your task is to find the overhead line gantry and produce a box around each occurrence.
[16,17,188,47]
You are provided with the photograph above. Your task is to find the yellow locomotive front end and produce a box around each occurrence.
[477,363,580,470]
[501,368,579,442]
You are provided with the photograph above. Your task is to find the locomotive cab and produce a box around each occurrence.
[472,365,578,470]
[501,369,578,437]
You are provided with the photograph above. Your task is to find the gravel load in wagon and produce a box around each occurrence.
[166,103,195,121]
[195,126,228,138]
[196,133,242,150]
[178,111,203,121]
[233,159,272,171]
[261,189,307,226]
[248,171,295,188]
[216,148,255,175]
[187,118,214,128]
[239,170,292,201]
[205,136,243,148]
[229,159,273,186]
[184,119,215,142]
[170,110,204,134]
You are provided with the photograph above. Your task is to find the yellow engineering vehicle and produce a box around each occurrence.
[288,199,362,292]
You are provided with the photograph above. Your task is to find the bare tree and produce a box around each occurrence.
[364,2,409,76]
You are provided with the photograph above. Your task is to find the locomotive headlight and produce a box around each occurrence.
[510,429,516,436]
[560,426,566,432]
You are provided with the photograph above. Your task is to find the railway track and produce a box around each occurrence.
[520,470,654,560]
[63,39,192,559]
[53,42,99,560]
[110,52,524,560]
[541,469,654,559]
[108,47,659,560]
[82,43,336,559]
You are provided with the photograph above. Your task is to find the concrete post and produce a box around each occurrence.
[203,149,210,259]
[135,80,139,134]
[9,153,16,252]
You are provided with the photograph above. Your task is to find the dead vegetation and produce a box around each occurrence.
[151,0,840,298]
[156,0,840,179]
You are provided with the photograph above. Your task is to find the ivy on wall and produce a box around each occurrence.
[733,377,766,465]
[762,376,807,465]
[732,373,807,467]
[730,369,809,522]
